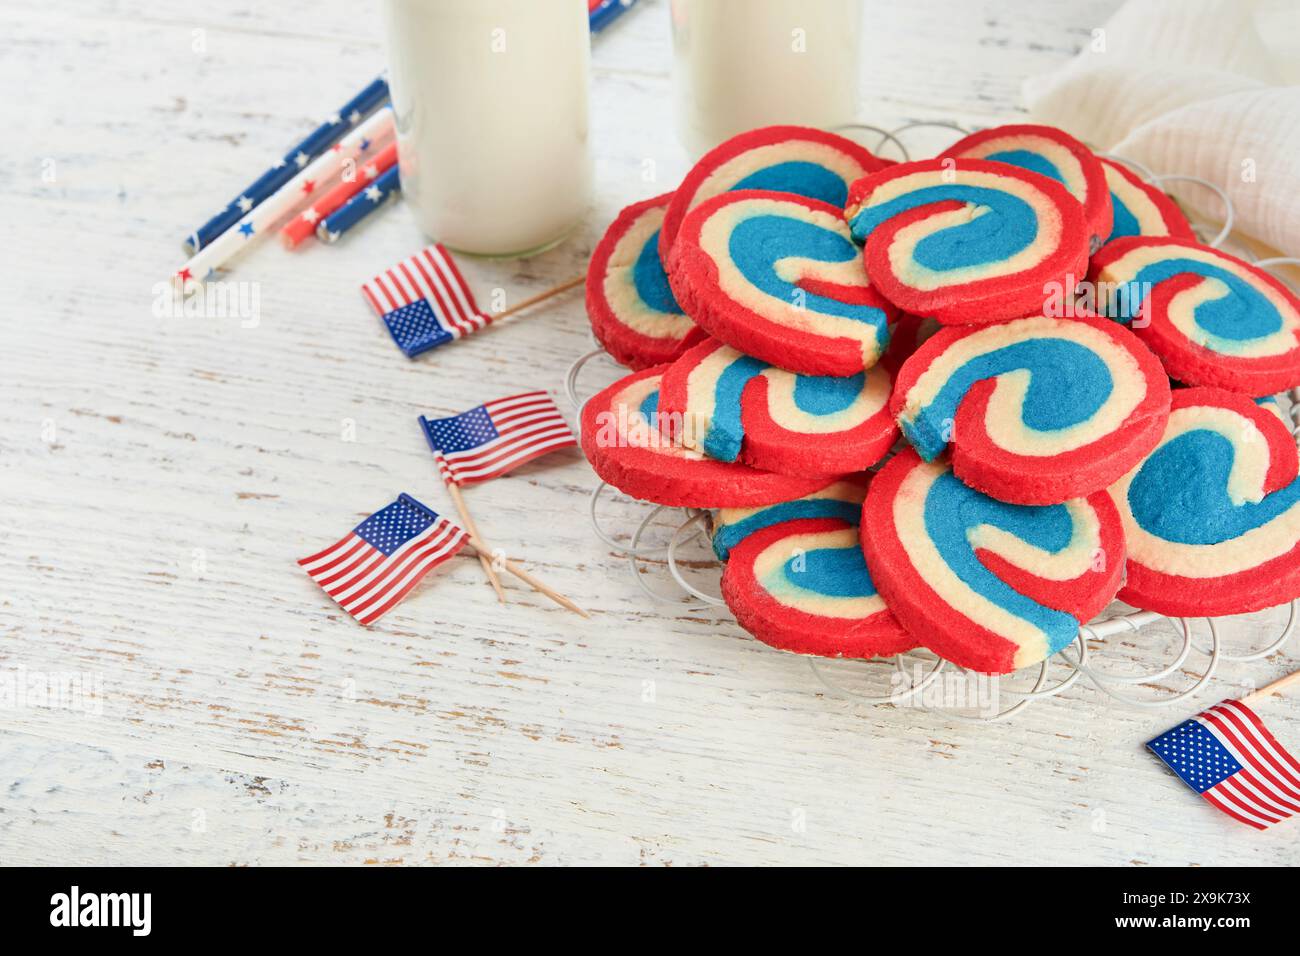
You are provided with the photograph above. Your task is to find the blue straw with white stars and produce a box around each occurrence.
[316,165,401,244]
[183,75,389,254]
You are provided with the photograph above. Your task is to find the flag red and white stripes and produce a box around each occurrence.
[1148,698,1300,830]
[298,494,468,626]
[361,243,491,339]
[420,391,577,486]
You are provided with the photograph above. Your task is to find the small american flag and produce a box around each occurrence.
[419,391,577,486]
[361,244,493,357]
[298,494,468,626]
[1148,698,1300,829]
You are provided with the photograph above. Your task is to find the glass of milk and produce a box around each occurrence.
[671,0,863,157]
[382,0,593,257]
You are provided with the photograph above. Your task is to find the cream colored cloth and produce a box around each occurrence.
[1023,0,1300,258]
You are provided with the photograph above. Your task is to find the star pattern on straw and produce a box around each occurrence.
[238,222,255,237]
[236,195,253,213]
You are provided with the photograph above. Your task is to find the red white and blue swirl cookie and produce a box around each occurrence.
[862,450,1125,674]
[891,314,1171,504]
[1089,237,1300,396]
[711,476,869,560]
[938,124,1112,251]
[585,192,704,369]
[1098,158,1195,244]
[844,158,1089,325]
[722,516,916,659]
[668,190,898,375]
[1111,387,1300,616]
[579,366,837,508]
[658,125,887,262]
[656,338,897,477]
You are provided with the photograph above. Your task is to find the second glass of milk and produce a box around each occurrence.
[382,0,593,257]
[671,0,863,157]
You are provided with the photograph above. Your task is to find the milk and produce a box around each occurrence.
[382,0,593,257]
[671,0,863,157]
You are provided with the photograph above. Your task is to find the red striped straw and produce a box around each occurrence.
[281,142,399,249]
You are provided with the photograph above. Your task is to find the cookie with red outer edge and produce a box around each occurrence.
[657,338,897,477]
[1089,236,1300,396]
[711,476,869,560]
[891,313,1171,504]
[721,516,917,659]
[1111,387,1300,617]
[844,158,1089,325]
[938,123,1112,251]
[862,450,1125,674]
[1097,158,1196,244]
[668,190,897,375]
[580,365,837,508]
[585,192,705,369]
[658,124,887,262]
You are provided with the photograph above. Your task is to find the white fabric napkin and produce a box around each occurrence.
[1023,0,1300,258]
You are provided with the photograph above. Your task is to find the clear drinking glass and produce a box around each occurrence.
[671,0,863,157]
[382,0,594,257]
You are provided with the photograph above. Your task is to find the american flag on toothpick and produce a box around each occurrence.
[1148,698,1300,829]
[361,244,493,357]
[420,391,577,486]
[298,494,468,626]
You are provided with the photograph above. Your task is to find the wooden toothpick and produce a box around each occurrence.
[444,479,506,604]
[492,274,584,322]
[1241,666,1300,706]
[465,534,589,619]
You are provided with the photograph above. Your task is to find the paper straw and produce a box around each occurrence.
[281,142,398,249]
[316,165,401,244]
[589,0,637,31]
[182,75,390,254]
[172,107,394,292]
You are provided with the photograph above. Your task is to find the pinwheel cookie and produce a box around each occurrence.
[668,190,897,375]
[1089,237,1300,396]
[938,124,1113,251]
[862,450,1125,674]
[890,313,1171,504]
[579,366,836,508]
[658,124,887,261]
[656,338,897,477]
[1112,387,1300,616]
[1097,158,1195,244]
[844,158,1090,324]
[586,192,705,369]
[716,476,915,659]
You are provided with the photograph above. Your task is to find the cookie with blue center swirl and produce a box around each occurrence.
[938,124,1112,251]
[658,125,887,263]
[711,477,870,561]
[1111,387,1300,616]
[721,516,916,659]
[586,193,705,369]
[579,366,838,507]
[844,158,1089,325]
[1089,237,1300,396]
[1097,158,1195,245]
[668,190,898,376]
[656,338,897,477]
[891,313,1171,504]
[862,450,1125,674]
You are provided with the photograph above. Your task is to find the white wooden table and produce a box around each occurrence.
[3,0,1297,866]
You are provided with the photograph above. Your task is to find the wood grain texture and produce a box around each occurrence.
[2,0,1297,866]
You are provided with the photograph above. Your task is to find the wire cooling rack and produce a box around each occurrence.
[564,120,1300,722]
